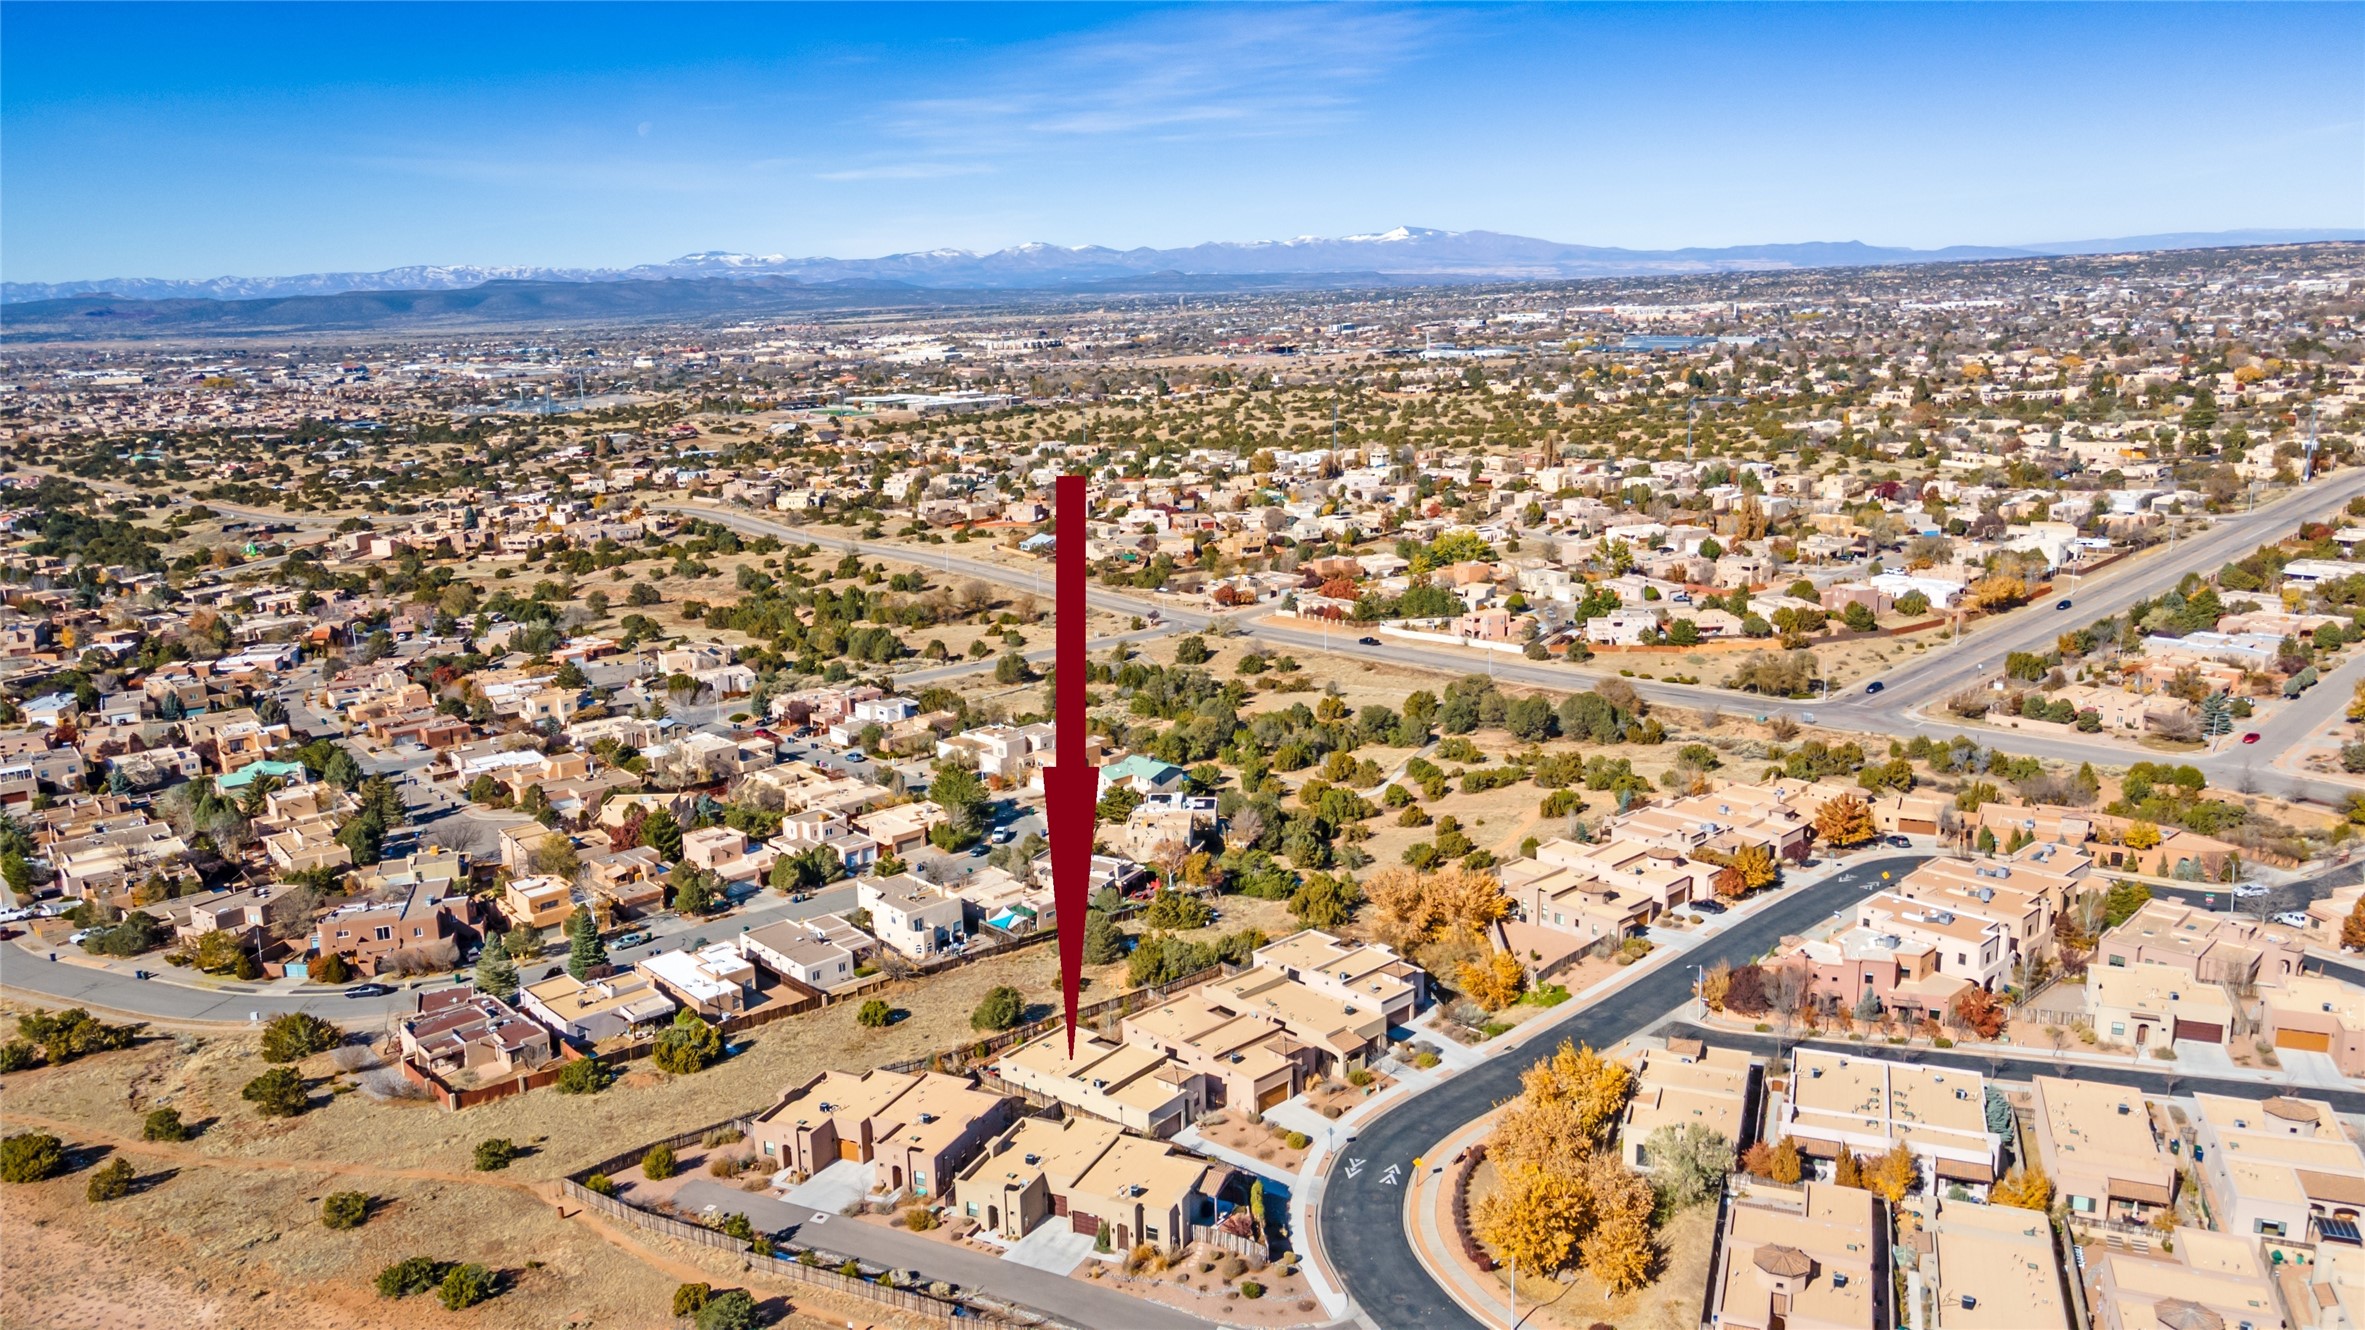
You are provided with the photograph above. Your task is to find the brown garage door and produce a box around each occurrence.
[1257,1083,1291,1111]
[2173,1019,2222,1044]
[839,1140,864,1162]
[2277,1028,2333,1053]
[1071,1212,1100,1237]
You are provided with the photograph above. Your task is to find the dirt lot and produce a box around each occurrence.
[0,944,1096,1330]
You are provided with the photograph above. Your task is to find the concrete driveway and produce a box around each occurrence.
[782,1159,875,1213]
[1000,1220,1098,1277]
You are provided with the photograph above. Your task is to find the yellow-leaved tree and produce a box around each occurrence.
[1814,795,1878,849]
[1458,949,1528,1011]
[1361,864,1507,951]
[1473,1162,1587,1278]
[1990,1164,2053,1211]
[1867,1143,1919,1203]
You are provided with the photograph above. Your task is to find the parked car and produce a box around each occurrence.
[1886,835,1914,848]
[2271,911,2310,928]
[841,751,867,763]
[344,983,394,998]
[1689,899,1727,915]
[64,929,92,946]
[0,907,33,924]
[2230,883,2269,899]
[990,828,1014,844]
[613,931,652,949]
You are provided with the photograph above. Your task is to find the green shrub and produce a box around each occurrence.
[856,999,894,1028]
[1283,1130,1311,1151]
[258,1012,343,1064]
[583,1173,617,1197]
[141,1107,188,1142]
[85,1156,135,1202]
[0,1040,39,1072]
[241,1067,309,1117]
[375,1256,449,1299]
[0,1131,62,1183]
[694,1288,760,1330]
[970,985,1025,1031]
[1241,1280,1265,1299]
[673,1282,712,1316]
[555,1056,613,1095]
[641,1142,677,1180]
[473,1138,518,1171]
[323,1191,370,1229]
[438,1262,495,1310]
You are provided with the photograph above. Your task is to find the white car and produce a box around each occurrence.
[2271,911,2310,928]
[64,929,93,946]
[2229,883,2269,899]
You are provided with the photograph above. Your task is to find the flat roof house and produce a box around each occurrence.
[1619,1040,1757,1171]
[2028,1075,2178,1227]
[400,989,558,1082]
[1927,1197,2071,1330]
[2089,1225,2289,1330]
[2190,1093,2365,1243]
[636,941,757,1017]
[2258,972,2365,1077]
[747,1069,1013,1200]
[1251,928,1427,1025]
[1708,1181,1886,1330]
[989,1027,1206,1139]
[519,969,677,1043]
[951,1114,1212,1255]
[1777,1049,2000,1192]
[857,873,966,960]
[2085,960,2235,1051]
[737,918,860,992]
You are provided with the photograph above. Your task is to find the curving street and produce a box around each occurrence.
[1314,853,1930,1330]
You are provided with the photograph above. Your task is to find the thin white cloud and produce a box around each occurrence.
[814,161,993,182]
[866,6,1439,154]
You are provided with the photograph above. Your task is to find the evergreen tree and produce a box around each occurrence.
[565,906,607,980]
[473,944,518,1000]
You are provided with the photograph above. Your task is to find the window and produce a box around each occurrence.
[2257,1220,2286,1237]
[2071,1195,2094,1213]
[375,926,393,942]
[1145,1225,1159,1241]
[2108,955,2126,967]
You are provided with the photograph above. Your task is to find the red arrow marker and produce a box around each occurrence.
[1045,474,1096,1053]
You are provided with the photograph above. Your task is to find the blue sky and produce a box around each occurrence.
[4,2,2360,281]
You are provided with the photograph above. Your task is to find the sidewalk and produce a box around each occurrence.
[1403,1112,1513,1327]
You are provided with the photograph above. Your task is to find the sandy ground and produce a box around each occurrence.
[0,942,1099,1330]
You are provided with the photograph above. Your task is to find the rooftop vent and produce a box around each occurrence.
[1024,1153,1040,1166]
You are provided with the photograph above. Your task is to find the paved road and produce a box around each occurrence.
[669,1178,1219,1330]
[0,884,860,1025]
[1315,853,1930,1330]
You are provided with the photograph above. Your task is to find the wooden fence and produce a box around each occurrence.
[563,1112,1063,1329]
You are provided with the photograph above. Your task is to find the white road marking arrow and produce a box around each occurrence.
[1344,1157,1365,1179]
[1379,1164,1403,1186]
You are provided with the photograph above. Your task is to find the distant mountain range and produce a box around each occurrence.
[9,225,2360,305]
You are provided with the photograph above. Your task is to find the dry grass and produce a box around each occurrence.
[0,945,1092,1330]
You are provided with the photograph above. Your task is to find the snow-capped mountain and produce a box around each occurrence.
[7,226,2357,303]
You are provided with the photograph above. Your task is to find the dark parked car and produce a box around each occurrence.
[344,983,394,998]
[1689,899,1727,916]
